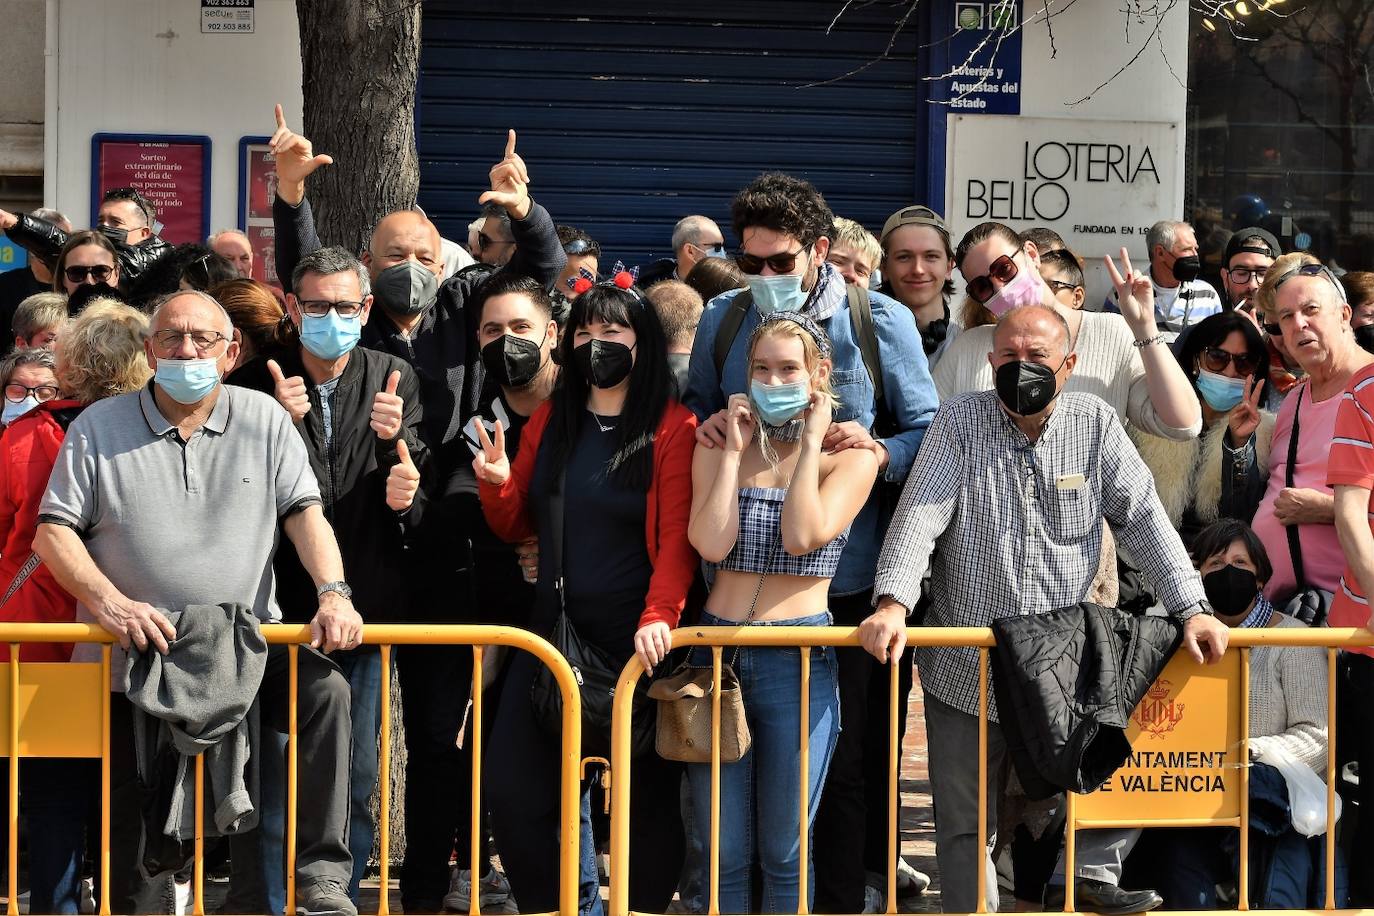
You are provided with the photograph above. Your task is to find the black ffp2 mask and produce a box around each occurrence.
[573,338,634,389]
[481,333,545,389]
[1172,255,1202,283]
[994,359,1060,416]
[1202,564,1259,618]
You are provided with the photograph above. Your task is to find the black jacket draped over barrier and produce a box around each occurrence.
[991,603,1182,800]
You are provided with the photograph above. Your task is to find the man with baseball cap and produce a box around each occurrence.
[877,206,960,369]
[1221,226,1281,313]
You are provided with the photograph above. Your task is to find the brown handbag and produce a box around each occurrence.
[649,557,770,764]
[648,662,751,763]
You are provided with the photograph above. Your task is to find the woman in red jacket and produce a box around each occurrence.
[0,299,150,914]
[475,272,696,916]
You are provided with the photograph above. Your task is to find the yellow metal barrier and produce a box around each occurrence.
[608,624,1374,916]
[0,622,583,916]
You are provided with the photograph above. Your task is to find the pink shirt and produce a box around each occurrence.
[1254,381,1346,602]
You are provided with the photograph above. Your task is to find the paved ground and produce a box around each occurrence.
[347,679,949,915]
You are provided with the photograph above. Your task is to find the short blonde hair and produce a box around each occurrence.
[12,292,68,340]
[1255,251,1321,320]
[56,300,153,403]
[832,217,881,272]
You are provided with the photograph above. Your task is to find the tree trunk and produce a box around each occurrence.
[295,0,421,254]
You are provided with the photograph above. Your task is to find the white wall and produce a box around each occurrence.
[48,0,302,235]
[944,0,1191,304]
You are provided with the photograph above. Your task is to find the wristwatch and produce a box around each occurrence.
[316,580,353,600]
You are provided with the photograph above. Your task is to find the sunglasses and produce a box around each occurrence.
[478,232,515,251]
[64,264,114,284]
[1046,279,1082,295]
[1264,263,1347,335]
[966,253,1019,304]
[694,241,725,255]
[1201,347,1259,375]
[735,247,807,275]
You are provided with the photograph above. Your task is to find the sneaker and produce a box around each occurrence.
[444,867,512,912]
[174,880,191,915]
[296,877,358,916]
[861,884,885,914]
[895,858,930,898]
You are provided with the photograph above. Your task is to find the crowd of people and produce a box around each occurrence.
[0,101,1369,916]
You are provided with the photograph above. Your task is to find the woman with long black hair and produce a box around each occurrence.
[476,272,698,916]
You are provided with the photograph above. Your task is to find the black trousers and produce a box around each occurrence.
[812,589,915,913]
[1337,651,1374,906]
[487,651,683,914]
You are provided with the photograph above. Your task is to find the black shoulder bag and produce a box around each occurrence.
[528,464,657,760]
[1280,386,1332,626]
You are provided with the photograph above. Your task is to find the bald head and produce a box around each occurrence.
[366,211,443,280]
[151,290,233,337]
[209,229,253,277]
[993,304,1071,358]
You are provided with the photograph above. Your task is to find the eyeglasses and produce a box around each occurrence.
[478,232,515,251]
[298,299,366,319]
[1225,266,1267,284]
[735,247,807,275]
[1046,279,1082,295]
[966,253,1020,304]
[694,241,726,256]
[151,330,230,354]
[3,384,58,404]
[64,265,114,284]
[1201,347,1260,375]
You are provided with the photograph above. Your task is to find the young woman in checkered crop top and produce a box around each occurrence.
[686,312,880,913]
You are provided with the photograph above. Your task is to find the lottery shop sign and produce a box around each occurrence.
[1076,650,1242,824]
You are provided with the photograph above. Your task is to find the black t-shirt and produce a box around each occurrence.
[529,409,651,650]
[0,266,46,357]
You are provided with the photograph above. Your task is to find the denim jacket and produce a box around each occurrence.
[684,264,938,595]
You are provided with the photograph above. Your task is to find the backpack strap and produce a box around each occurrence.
[847,284,884,405]
[713,290,753,378]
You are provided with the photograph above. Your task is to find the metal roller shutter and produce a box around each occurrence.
[418,2,921,267]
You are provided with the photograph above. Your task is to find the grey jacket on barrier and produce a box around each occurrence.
[126,603,268,839]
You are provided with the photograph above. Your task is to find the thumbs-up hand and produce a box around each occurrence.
[269,103,333,206]
[471,420,509,487]
[386,438,421,512]
[371,370,404,441]
[478,129,531,220]
[267,359,310,422]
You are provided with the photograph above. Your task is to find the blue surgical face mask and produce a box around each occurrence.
[1,396,38,426]
[746,274,808,317]
[1195,369,1246,412]
[155,356,221,405]
[300,309,362,361]
[750,378,811,426]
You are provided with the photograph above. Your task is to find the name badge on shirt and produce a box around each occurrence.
[1056,473,1086,491]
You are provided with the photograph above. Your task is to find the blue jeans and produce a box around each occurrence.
[257,646,383,909]
[19,758,96,914]
[687,611,840,914]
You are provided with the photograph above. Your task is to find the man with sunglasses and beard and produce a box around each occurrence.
[684,171,938,916]
[265,104,566,914]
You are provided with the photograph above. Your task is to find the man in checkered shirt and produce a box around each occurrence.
[859,303,1231,914]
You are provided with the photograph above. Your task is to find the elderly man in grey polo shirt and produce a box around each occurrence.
[34,290,364,916]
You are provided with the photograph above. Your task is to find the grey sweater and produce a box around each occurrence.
[126,603,268,839]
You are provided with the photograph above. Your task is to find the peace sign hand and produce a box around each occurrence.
[471,420,510,487]
[1227,375,1266,446]
[269,103,333,206]
[478,130,531,220]
[1104,247,1157,339]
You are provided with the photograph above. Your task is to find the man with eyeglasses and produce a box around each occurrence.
[33,289,364,916]
[684,172,938,916]
[228,246,427,911]
[638,214,727,289]
[266,104,565,913]
[0,189,173,291]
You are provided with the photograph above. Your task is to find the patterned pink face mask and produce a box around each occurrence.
[984,255,1046,317]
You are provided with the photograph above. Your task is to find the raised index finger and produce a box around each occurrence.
[504,129,517,160]
[274,103,287,131]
